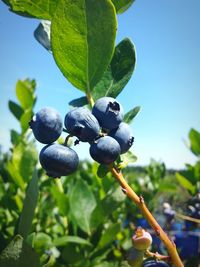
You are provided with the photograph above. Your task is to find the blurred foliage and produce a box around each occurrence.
[0,80,199,266]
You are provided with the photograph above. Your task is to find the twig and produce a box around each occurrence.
[145,250,171,261]
[108,165,184,267]
[176,213,200,224]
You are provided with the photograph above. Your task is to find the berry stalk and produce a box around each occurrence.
[108,165,184,267]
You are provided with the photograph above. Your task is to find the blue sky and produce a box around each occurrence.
[0,0,200,169]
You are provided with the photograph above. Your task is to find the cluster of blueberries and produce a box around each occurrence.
[29,97,134,178]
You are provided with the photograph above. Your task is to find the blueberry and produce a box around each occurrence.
[64,107,100,142]
[29,107,63,144]
[89,136,120,164]
[92,97,124,130]
[109,122,134,154]
[39,144,79,178]
[142,260,171,267]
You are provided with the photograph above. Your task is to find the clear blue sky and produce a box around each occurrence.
[0,0,200,169]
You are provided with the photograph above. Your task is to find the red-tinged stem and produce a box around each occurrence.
[108,165,184,267]
[145,250,171,261]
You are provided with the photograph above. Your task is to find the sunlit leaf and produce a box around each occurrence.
[176,172,196,194]
[92,38,136,100]
[16,79,36,110]
[124,106,141,124]
[51,0,117,92]
[117,151,137,169]
[189,128,200,156]
[3,0,59,19]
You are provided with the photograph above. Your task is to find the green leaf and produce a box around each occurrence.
[111,0,135,14]
[18,170,39,238]
[117,151,137,169]
[97,164,109,178]
[69,96,88,107]
[10,130,21,146]
[69,179,96,234]
[51,184,69,216]
[92,38,136,100]
[8,100,24,121]
[16,79,36,110]
[97,223,120,248]
[5,161,25,190]
[0,235,40,267]
[33,233,52,251]
[12,142,38,182]
[53,236,92,247]
[124,106,141,124]
[3,0,59,19]
[20,109,33,133]
[176,172,196,194]
[51,0,117,92]
[189,128,200,156]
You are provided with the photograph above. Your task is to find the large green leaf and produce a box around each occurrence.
[8,100,24,121]
[176,172,196,194]
[20,109,33,133]
[92,38,136,100]
[16,79,36,110]
[51,0,117,93]
[0,235,40,267]
[5,161,25,190]
[18,170,39,238]
[69,179,96,234]
[117,151,137,169]
[12,142,38,182]
[189,128,200,156]
[124,106,141,124]
[3,0,59,19]
[111,0,135,14]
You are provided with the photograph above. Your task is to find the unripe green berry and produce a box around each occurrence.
[132,227,152,251]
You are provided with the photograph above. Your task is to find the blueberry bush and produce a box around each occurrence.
[0,1,199,267]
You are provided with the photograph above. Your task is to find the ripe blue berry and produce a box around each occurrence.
[39,144,79,178]
[142,260,171,267]
[29,107,63,144]
[92,97,124,130]
[109,122,134,154]
[64,107,100,142]
[90,136,120,164]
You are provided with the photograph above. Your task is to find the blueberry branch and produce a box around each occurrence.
[108,165,184,267]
